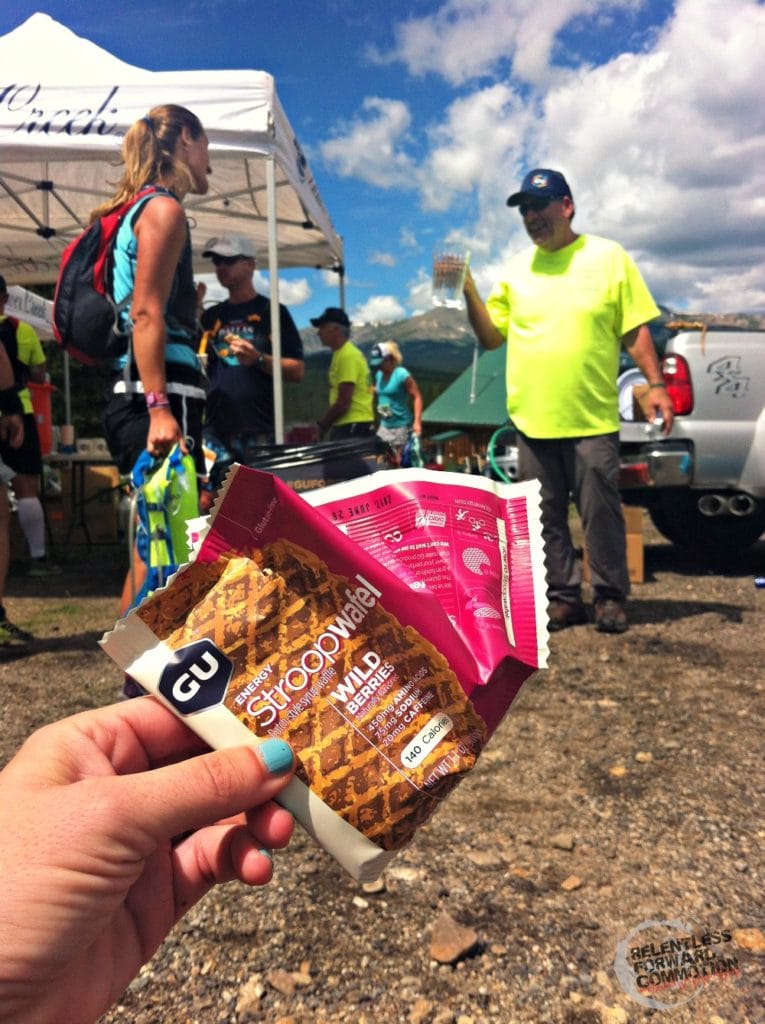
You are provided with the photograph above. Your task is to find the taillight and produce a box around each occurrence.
[661,354,693,415]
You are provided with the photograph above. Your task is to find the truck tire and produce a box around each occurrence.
[648,492,765,555]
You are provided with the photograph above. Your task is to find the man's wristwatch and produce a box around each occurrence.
[648,381,667,389]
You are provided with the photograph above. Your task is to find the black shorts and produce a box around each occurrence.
[0,411,42,477]
[102,389,206,477]
[329,421,375,441]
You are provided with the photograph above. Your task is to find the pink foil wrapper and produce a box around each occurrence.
[303,468,548,736]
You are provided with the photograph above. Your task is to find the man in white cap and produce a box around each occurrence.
[200,234,304,493]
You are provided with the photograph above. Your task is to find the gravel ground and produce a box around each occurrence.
[1,520,763,1024]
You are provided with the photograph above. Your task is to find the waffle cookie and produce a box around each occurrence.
[136,542,487,850]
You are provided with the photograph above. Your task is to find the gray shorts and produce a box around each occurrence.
[377,424,410,448]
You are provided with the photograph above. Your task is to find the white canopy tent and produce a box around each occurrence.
[6,285,54,340]
[0,13,345,441]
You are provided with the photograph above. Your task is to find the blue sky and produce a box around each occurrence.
[2,0,764,328]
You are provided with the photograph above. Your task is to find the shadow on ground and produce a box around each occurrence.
[644,537,765,578]
[7,544,127,599]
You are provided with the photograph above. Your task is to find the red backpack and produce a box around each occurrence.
[53,186,160,365]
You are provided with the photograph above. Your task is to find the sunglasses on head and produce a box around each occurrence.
[211,254,245,266]
[518,196,554,216]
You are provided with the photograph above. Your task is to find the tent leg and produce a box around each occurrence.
[469,340,479,403]
[266,155,284,444]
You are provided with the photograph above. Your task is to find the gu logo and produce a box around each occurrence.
[158,639,232,714]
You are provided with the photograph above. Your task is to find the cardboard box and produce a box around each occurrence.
[582,504,644,585]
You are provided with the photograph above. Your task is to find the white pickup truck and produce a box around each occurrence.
[618,321,765,555]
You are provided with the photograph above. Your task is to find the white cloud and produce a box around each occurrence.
[320,97,416,189]
[321,268,343,289]
[250,274,311,308]
[198,273,312,311]
[372,0,641,87]
[369,251,397,267]
[400,227,419,249]
[407,268,433,315]
[352,295,406,324]
[419,84,533,211]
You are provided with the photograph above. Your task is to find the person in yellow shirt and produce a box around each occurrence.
[0,276,59,576]
[312,307,375,439]
[464,168,673,634]
[0,337,31,647]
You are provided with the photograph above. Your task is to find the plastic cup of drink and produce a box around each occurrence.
[432,246,471,309]
[59,423,76,453]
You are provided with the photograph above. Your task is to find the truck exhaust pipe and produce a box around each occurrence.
[697,493,757,517]
[728,493,757,517]
[698,494,727,517]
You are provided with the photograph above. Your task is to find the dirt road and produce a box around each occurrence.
[1,525,762,1024]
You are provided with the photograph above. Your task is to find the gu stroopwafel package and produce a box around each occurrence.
[102,466,548,880]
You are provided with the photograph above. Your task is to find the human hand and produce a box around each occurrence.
[146,405,185,459]
[0,697,295,1024]
[648,386,675,435]
[0,412,23,448]
[227,336,260,366]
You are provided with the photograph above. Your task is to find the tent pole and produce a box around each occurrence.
[64,351,72,424]
[469,340,478,403]
[338,263,346,309]
[266,154,284,444]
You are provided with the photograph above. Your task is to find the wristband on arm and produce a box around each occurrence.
[145,390,170,410]
[0,387,23,416]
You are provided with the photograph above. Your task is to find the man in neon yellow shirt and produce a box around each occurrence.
[0,276,59,577]
[0,337,31,647]
[465,168,673,634]
[312,307,374,439]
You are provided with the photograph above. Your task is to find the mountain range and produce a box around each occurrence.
[300,304,765,371]
[300,305,478,373]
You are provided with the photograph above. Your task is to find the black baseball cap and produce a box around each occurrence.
[507,168,573,207]
[310,307,350,327]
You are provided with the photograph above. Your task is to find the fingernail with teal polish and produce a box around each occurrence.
[259,848,273,861]
[259,738,293,775]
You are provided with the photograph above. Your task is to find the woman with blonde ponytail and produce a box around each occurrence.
[98,104,210,615]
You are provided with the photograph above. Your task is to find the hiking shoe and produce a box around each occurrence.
[594,598,629,634]
[28,557,63,577]
[548,599,588,632]
[0,616,34,646]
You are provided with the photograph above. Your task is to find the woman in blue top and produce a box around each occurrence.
[95,104,209,477]
[368,340,423,465]
[92,104,210,618]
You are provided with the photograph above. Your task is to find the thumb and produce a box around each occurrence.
[119,739,295,844]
